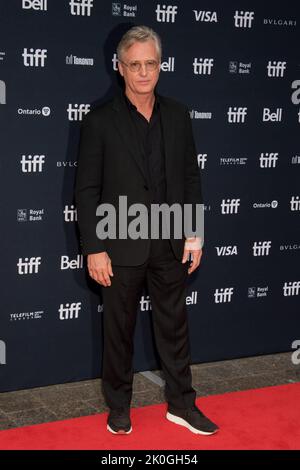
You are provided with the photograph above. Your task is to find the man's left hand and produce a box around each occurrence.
[182,237,202,274]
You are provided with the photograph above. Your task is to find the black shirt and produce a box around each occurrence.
[123,90,167,205]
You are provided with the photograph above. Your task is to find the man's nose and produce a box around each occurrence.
[139,64,148,76]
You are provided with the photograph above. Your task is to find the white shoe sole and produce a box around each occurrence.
[107,424,132,435]
[166,412,218,435]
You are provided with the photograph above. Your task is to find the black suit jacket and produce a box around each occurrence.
[74,90,203,266]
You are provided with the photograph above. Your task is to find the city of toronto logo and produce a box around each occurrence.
[95,196,204,242]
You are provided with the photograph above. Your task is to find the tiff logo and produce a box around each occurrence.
[0,80,6,104]
[155,4,177,22]
[0,340,6,365]
[193,58,214,75]
[67,104,90,121]
[290,196,300,211]
[20,155,45,172]
[17,257,42,274]
[252,241,272,256]
[227,107,247,123]
[22,48,47,67]
[259,152,279,168]
[64,205,77,222]
[197,154,207,169]
[214,288,234,303]
[221,199,241,214]
[283,281,300,296]
[267,61,287,77]
[69,0,93,16]
[59,302,81,320]
[234,11,254,28]
[22,0,48,11]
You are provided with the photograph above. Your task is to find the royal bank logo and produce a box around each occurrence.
[59,303,81,320]
[221,198,240,214]
[193,10,217,23]
[229,61,251,74]
[248,286,269,298]
[252,241,272,256]
[17,209,44,222]
[0,79,6,104]
[22,0,48,11]
[214,288,234,303]
[155,4,178,22]
[0,340,6,365]
[267,61,287,78]
[259,152,279,168]
[112,3,137,17]
[67,104,90,121]
[234,11,254,28]
[69,0,93,16]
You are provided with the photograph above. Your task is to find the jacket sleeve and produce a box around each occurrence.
[183,106,204,241]
[74,112,106,256]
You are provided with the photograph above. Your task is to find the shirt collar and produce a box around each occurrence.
[123,89,160,112]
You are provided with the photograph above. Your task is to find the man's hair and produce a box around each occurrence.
[117,25,162,62]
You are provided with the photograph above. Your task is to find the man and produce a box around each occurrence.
[75,25,219,436]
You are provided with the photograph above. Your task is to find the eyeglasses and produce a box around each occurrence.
[119,59,160,73]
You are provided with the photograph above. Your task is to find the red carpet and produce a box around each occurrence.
[0,383,299,450]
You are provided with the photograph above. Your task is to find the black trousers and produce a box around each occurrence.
[101,238,197,410]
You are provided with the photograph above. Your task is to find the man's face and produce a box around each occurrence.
[118,40,160,96]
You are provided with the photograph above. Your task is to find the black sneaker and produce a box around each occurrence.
[107,407,132,434]
[166,404,219,435]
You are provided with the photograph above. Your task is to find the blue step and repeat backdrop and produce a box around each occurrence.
[0,0,299,392]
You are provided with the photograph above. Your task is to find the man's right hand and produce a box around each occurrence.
[87,252,114,287]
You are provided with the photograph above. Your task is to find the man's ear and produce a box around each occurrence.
[117,61,124,77]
